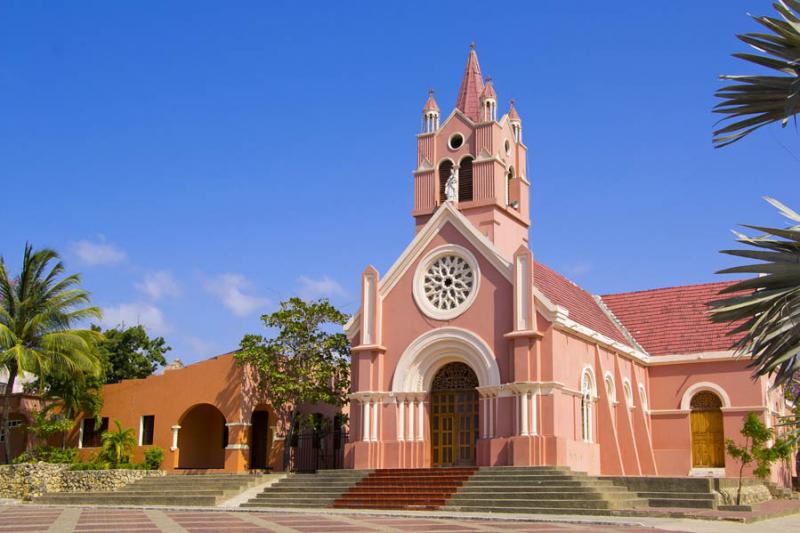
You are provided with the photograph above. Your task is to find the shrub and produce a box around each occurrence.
[143,447,164,470]
[11,446,77,465]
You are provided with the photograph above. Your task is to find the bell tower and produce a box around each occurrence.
[412,45,531,260]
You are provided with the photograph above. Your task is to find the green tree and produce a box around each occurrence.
[93,324,169,384]
[713,1,800,147]
[0,244,103,464]
[235,298,350,432]
[726,412,793,505]
[101,419,136,466]
[711,198,800,389]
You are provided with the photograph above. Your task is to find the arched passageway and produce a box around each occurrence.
[178,404,226,469]
[430,362,479,467]
[690,391,725,468]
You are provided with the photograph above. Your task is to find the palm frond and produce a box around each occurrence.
[711,199,800,387]
[714,2,800,147]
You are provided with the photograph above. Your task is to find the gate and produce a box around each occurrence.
[285,428,348,472]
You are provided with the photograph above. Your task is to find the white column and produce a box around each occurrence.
[371,399,379,442]
[514,395,520,436]
[531,392,537,436]
[489,396,495,438]
[521,392,529,436]
[170,425,181,451]
[480,397,487,438]
[416,399,424,441]
[362,400,370,442]
[398,399,405,441]
[407,400,415,441]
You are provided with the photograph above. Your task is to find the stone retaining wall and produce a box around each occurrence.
[0,463,164,500]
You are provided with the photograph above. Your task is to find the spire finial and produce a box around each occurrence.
[510,98,515,106]
[428,88,434,96]
[486,75,492,82]
[469,42,476,50]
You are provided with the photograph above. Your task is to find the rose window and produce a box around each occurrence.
[423,255,475,311]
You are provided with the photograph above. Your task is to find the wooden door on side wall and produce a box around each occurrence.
[430,362,479,467]
[690,391,725,468]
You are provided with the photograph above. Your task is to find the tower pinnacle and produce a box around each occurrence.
[455,45,485,122]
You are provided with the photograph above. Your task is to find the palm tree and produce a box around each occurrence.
[101,420,136,466]
[0,244,103,463]
[713,1,800,147]
[711,198,800,389]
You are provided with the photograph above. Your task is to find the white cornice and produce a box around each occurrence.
[647,350,737,365]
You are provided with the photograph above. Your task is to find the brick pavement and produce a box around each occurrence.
[0,505,681,533]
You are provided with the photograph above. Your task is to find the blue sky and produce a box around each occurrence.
[1,1,798,364]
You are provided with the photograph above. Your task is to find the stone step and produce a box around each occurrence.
[35,494,220,506]
[637,491,716,500]
[445,505,617,516]
[457,485,628,493]
[646,498,716,509]
[450,491,626,502]
[444,498,648,510]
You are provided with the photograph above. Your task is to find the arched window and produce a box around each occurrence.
[438,160,454,203]
[622,379,634,409]
[581,370,595,442]
[604,373,616,403]
[458,156,473,202]
[638,384,648,412]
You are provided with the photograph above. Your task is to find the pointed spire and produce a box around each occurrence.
[508,98,521,122]
[455,43,485,122]
[423,89,439,113]
[480,76,496,100]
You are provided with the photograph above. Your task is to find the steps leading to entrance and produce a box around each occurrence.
[35,473,270,507]
[600,476,721,510]
[240,470,370,509]
[444,467,648,515]
[333,468,477,510]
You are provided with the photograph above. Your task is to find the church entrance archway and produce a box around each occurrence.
[690,391,725,468]
[430,362,479,467]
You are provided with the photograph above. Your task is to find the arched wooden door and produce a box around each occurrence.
[690,391,725,468]
[430,362,479,467]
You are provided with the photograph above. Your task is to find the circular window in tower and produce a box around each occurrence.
[413,245,480,320]
[448,133,464,150]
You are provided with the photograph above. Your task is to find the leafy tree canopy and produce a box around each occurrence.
[235,298,351,429]
[92,324,169,384]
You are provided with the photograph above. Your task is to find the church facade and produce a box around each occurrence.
[343,47,791,483]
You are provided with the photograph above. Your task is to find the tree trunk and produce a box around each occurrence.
[736,462,744,506]
[1,365,18,464]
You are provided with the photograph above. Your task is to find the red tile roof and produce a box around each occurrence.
[600,281,744,356]
[455,46,485,122]
[533,261,632,347]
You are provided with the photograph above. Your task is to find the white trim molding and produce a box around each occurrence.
[412,244,481,321]
[391,327,501,393]
[680,381,732,410]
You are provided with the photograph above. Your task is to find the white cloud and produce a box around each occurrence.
[565,262,593,276]
[204,273,269,317]
[101,302,170,334]
[72,239,127,266]
[298,275,348,300]
[135,271,181,301]
[185,336,217,358]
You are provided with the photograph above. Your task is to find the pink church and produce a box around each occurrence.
[343,46,790,483]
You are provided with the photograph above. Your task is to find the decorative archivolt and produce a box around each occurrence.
[391,327,500,393]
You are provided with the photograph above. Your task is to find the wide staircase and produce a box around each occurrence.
[36,473,270,507]
[444,467,647,515]
[241,470,370,509]
[244,466,654,514]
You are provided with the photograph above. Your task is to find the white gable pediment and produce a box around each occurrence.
[345,203,513,338]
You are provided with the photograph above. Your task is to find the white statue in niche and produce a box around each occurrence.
[444,167,459,202]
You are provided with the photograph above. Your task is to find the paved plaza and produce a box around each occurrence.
[0,505,686,533]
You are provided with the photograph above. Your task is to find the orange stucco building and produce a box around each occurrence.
[70,354,283,472]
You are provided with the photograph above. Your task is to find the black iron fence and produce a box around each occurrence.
[284,429,348,472]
